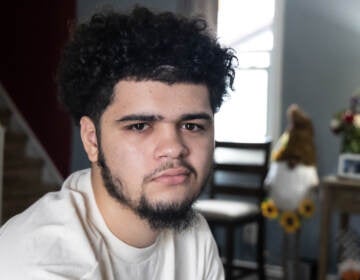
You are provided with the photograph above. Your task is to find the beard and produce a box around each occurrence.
[97,144,209,232]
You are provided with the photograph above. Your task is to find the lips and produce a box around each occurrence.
[151,167,190,185]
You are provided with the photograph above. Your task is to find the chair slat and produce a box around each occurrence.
[212,185,265,198]
[196,138,272,280]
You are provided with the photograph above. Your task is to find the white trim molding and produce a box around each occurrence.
[267,0,285,141]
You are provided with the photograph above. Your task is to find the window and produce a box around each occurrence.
[216,0,284,142]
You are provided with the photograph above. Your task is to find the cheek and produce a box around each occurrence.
[102,138,151,178]
[190,138,214,175]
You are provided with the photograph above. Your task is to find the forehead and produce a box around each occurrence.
[107,80,212,118]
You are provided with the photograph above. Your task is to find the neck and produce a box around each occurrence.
[91,166,159,248]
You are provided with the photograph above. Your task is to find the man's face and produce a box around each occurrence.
[92,80,214,231]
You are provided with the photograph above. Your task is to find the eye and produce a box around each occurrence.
[126,123,150,132]
[182,123,204,131]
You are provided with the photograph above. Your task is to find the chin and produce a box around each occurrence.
[152,186,197,203]
[152,195,190,208]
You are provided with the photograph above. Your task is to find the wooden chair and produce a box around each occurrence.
[194,139,271,280]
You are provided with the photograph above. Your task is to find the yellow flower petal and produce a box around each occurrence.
[261,200,279,219]
[298,198,315,218]
[280,211,300,233]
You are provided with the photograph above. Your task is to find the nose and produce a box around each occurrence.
[154,126,189,160]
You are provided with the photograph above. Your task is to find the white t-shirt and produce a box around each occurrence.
[0,169,224,280]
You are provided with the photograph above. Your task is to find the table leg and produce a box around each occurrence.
[318,185,331,280]
[338,212,349,261]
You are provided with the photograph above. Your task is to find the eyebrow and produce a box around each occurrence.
[116,112,212,123]
[117,114,163,122]
[180,113,213,121]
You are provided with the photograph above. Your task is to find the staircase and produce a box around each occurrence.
[1,124,58,222]
[0,85,63,224]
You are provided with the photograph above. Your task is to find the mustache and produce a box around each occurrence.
[143,160,196,183]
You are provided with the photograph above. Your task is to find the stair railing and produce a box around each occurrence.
[0,123,4,223]
[0,83,63,187]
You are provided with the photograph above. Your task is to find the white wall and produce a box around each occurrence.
[282,0,360,177]
[281,0,360,271]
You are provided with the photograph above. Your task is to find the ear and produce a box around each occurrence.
[80,116,99,163]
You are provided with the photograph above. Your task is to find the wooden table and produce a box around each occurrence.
[318,175,360,280]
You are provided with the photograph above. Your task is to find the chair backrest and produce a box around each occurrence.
[210,139,272,201]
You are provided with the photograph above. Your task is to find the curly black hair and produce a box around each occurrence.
[57,6,237,125]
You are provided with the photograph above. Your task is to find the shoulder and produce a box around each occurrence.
[0,189,84,246]
[0,169,92,238]
[0,186,85,237]
[0,179,98,278]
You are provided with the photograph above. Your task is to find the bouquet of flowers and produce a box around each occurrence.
[330,94,360,154]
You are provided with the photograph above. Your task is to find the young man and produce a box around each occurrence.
[0,6,236,279]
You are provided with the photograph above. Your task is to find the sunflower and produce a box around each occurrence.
[280,211,300,233]
[298,198,315,218]
[261,199,279,219]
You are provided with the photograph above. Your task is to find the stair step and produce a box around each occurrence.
[3,182,58,196]
[5,131,27,144]
[4,164,43,184]
[3,175,42,186]
[4,157,43,170]
[4,132,27,157]
[0,109,11,126]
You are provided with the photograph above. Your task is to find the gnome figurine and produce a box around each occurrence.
[265,104,319,212]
